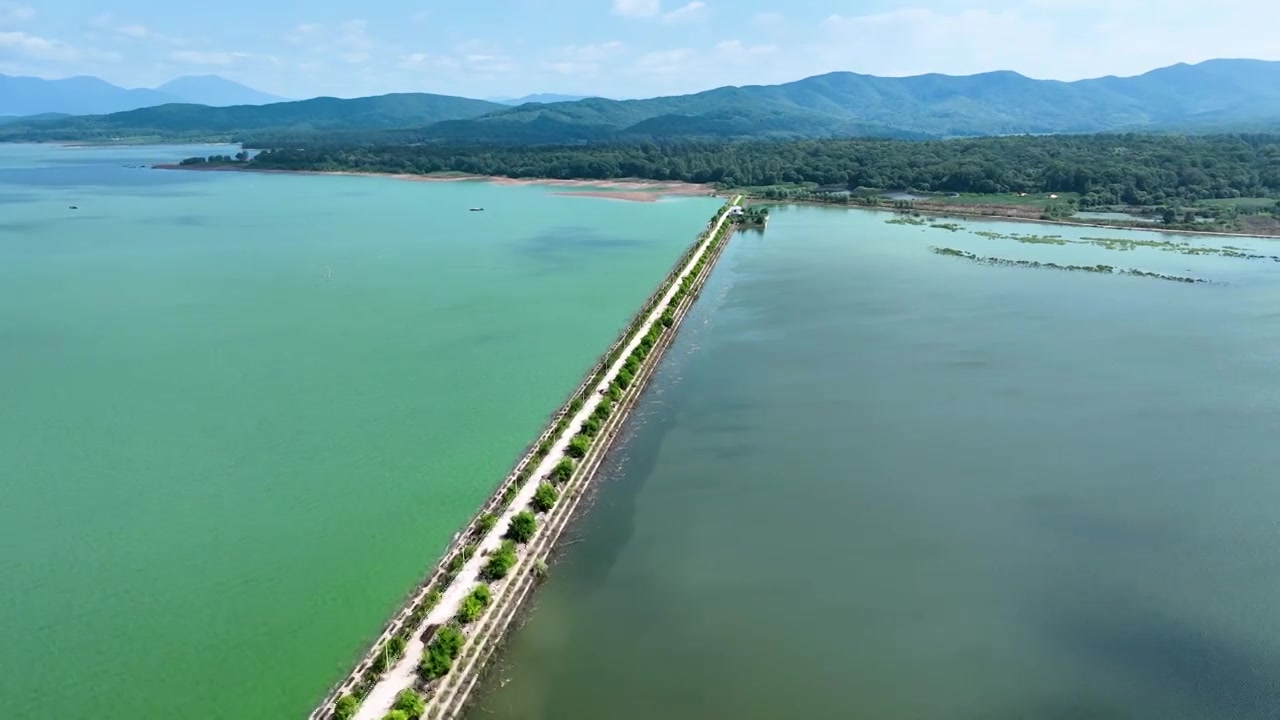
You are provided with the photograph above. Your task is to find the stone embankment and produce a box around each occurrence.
[318,196,742,720]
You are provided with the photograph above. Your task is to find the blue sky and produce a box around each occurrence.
[1,0,1275,99]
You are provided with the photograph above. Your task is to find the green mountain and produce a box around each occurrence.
[0,93,505,142]
[3,59,1279,144]
[416,59,1280,142]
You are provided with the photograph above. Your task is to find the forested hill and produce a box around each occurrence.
[0,93,504,143]
[250,133,1280,206]
[414,59,1280,143]
[3,59,1279,144]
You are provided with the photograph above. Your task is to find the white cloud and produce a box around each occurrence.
[115,24,149,39]
[0,31,110,63]
[284,23,321,45]
[0,4,33,24]
[613,0,661,18]
[540,41,626,76]
[400,52,456,69]
[661,1,707,23]
[336,19,373,51]
[713,40,775,59]
[634,47,695,74]
[752,11,783,27]
[553,41,625,62]
[463,53,515,73]
[89,15,187,46]
[813,4,1279,81]
[170,50,249,66]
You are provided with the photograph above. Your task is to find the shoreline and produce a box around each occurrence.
[153,163,717,201]
[755,196,1280,240]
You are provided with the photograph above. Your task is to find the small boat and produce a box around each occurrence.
[68,205,78,210]
[469,207,485,212]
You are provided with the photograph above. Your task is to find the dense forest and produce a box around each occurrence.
[251,133,1280,206]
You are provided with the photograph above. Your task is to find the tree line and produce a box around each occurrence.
[248,133,1280,206]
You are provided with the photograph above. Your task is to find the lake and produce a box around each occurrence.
[468,205,1280,720]
[0,144,721,719]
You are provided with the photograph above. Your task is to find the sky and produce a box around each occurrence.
[1,0,1276,100]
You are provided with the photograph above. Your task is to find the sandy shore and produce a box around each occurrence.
[153,164,715,201]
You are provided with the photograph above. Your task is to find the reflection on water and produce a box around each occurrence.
[470,205,1280,720]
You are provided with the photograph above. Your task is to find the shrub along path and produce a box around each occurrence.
[353,199,738,720]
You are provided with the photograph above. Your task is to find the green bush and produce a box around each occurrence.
[434,626,464,657]
[456,584,493,624]
[387,635,406,659]
[569,397,584,414]
[447,552,466,573]
[593,400,612,420]
[423,589,442,609]
[617,369,633,390]
[393,689,425,716]
[372,634,406,672]
[533,482,559,513]
[661,312,674,328]
[481,540,518,581]
[507,510,537,544]
[382,711,408,720]
[624,356,640,374]
[581,416,601,437]
[607,383,623,401]
[567,434,591,459]
[500,483,519,507]
[551,458,575,483]
[334,695,358,720]
[476,512,496,535]
[456,596,482,624]
[418,646,451,680]
[418,625,464,680]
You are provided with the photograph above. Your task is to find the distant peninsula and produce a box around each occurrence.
[162,132,1280,236]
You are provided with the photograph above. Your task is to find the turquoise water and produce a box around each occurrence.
[471,205,1280,720]
[0,144,720,719]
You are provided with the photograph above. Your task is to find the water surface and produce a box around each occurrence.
[471,205,1280,720]
[0,143,720,719]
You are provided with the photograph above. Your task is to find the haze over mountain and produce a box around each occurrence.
[0,74,286,117]
[491,94,598,106]
[155,76,286,107]
[2,59,1278,144]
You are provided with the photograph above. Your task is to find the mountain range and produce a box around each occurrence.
[423,59,1280,142]
[0,74,285,116]
[2,59,1279,144]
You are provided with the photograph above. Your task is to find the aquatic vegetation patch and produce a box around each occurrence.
[966,228,1278,260]
[930,246,1211,284]
[886,215,928,226]
[885,215,964,232]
